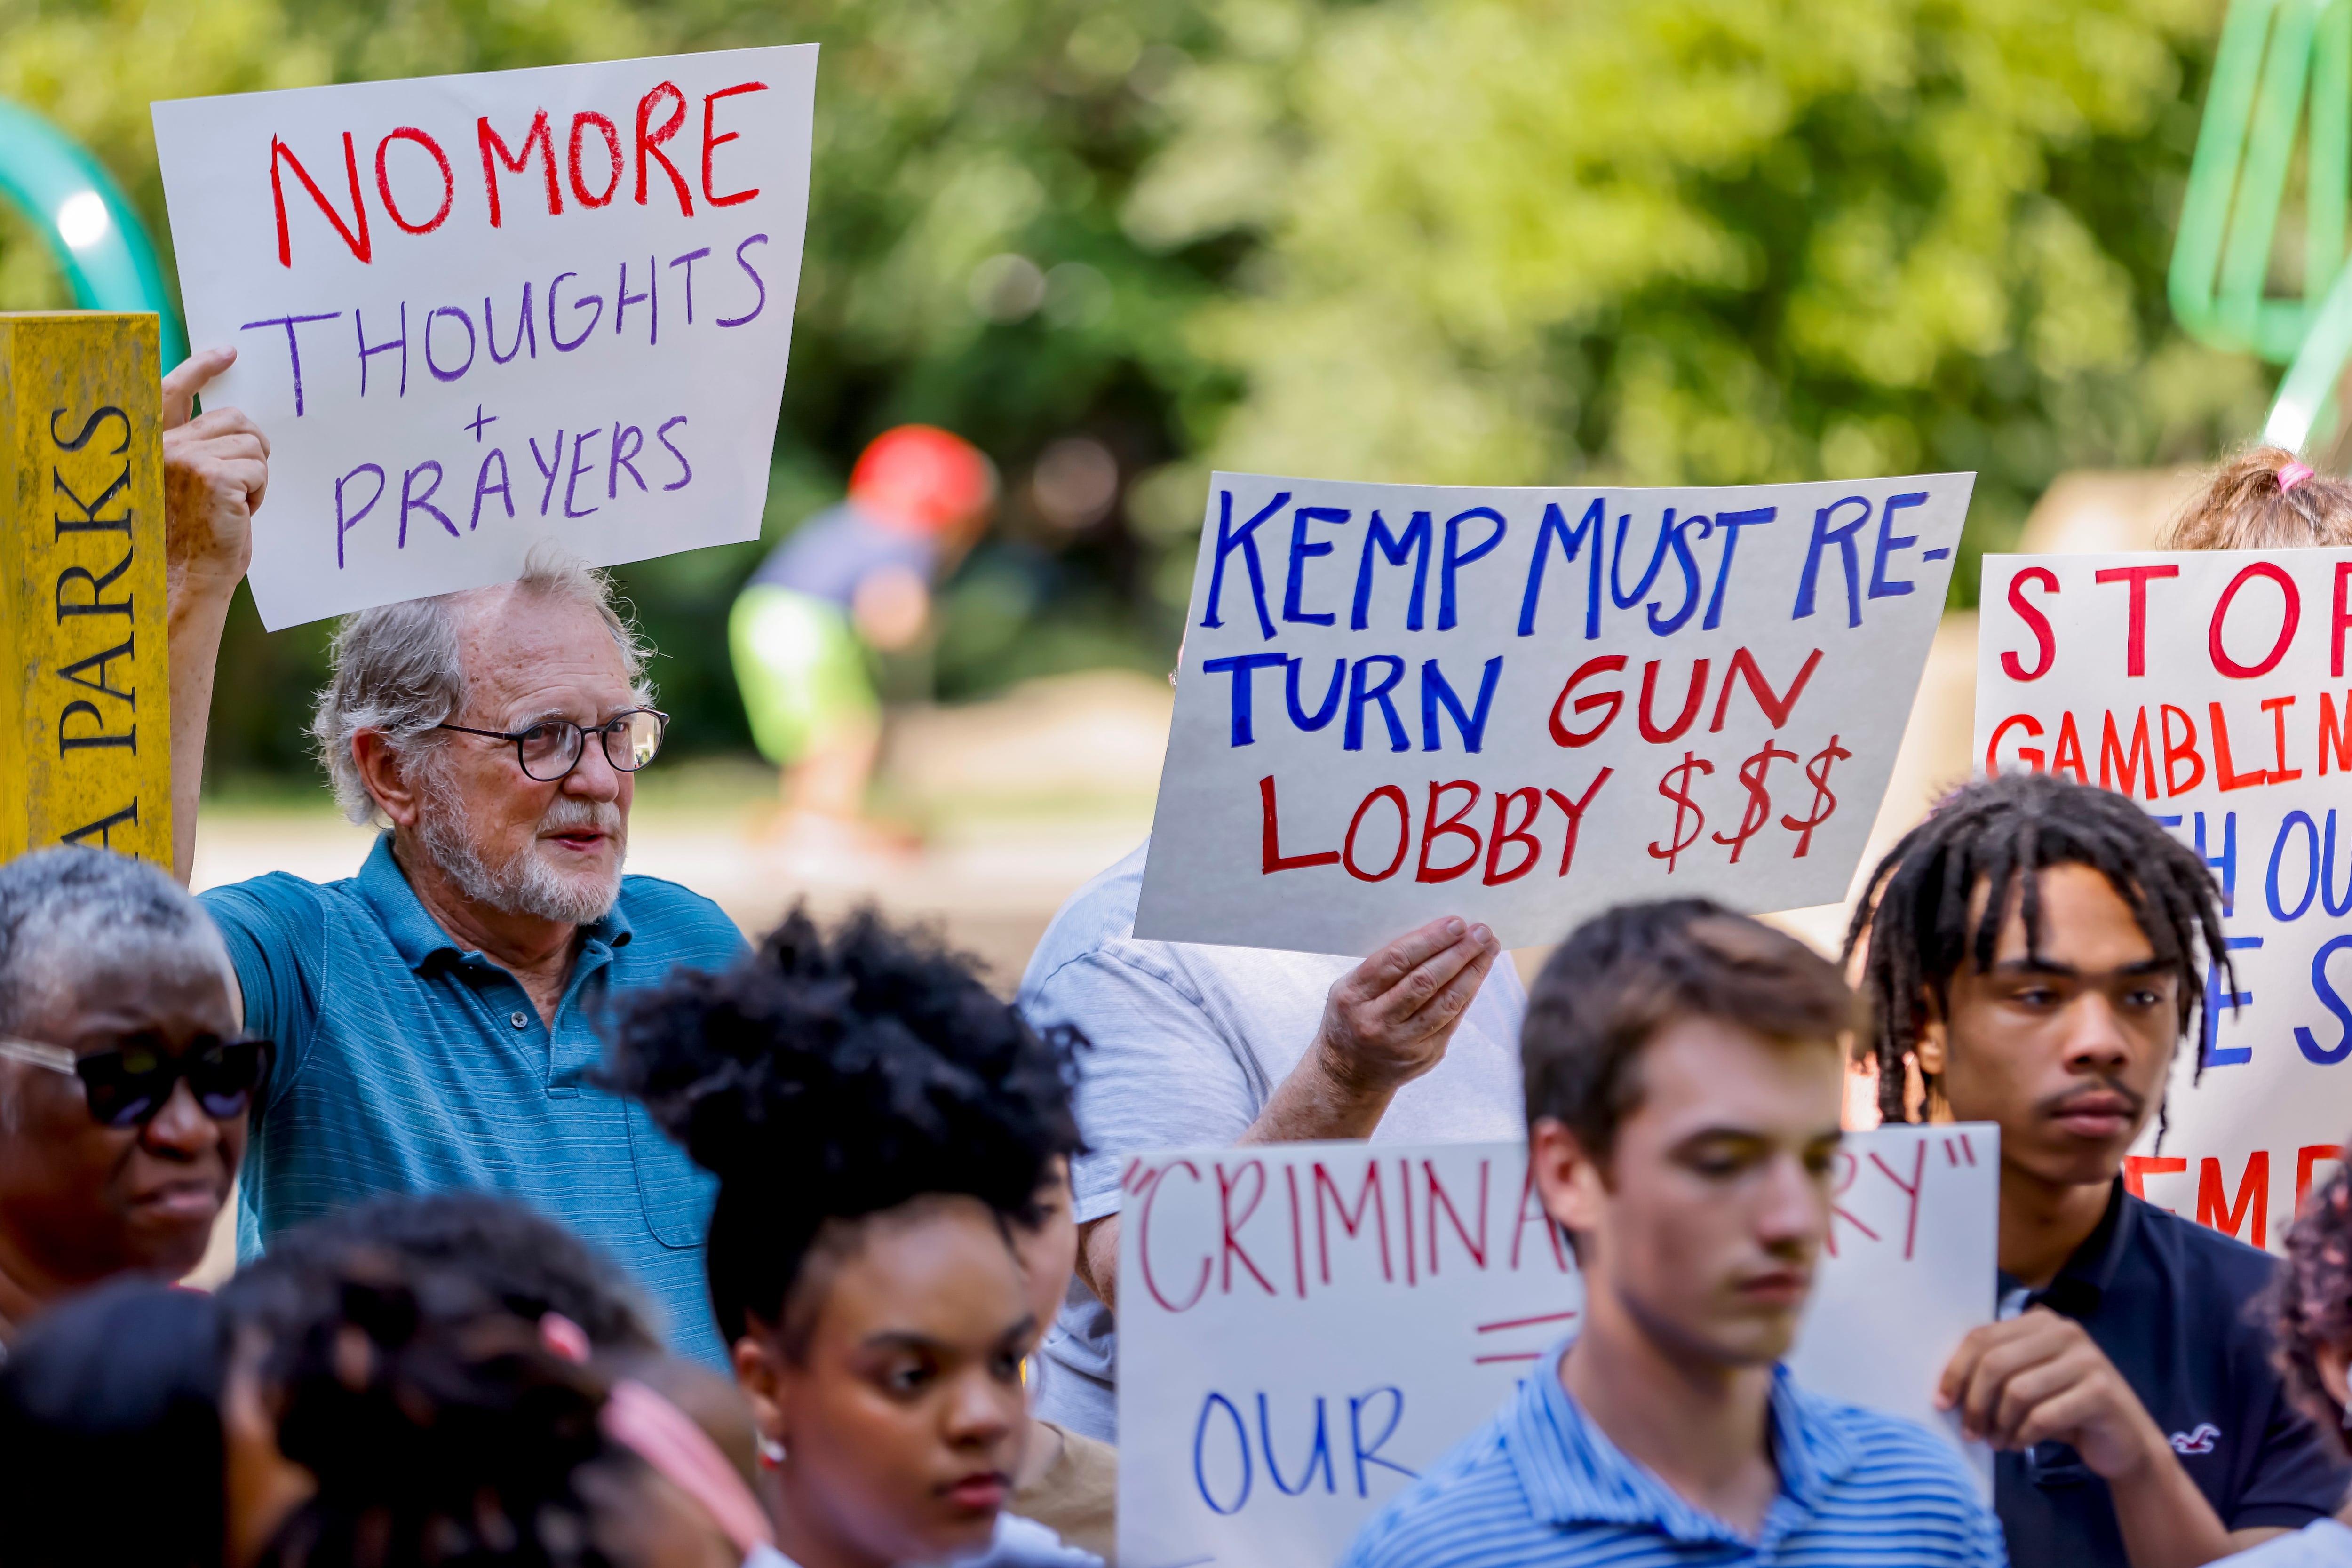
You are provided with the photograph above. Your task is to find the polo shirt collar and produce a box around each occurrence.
[352,832,634,972]
[1509,1339,1857,1543]
[2010,1177,2131,1317]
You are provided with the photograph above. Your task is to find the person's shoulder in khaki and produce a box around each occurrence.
[1014,1418,1117,1564]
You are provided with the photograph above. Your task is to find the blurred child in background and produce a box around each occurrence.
[2162,446,2352,550]
[731,428,997,856]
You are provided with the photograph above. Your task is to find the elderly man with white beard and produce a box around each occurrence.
[161,347,744,1366]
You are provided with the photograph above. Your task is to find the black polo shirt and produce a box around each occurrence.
[1994,1180,2351,1566]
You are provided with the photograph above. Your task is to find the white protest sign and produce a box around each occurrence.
[1116,1124,1998,1568]
[1976,549,2352,1250]
[152,47,815,629]
[1137,473,1974,955]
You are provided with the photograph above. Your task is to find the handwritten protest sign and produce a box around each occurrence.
[1977,549,2352,1251]
[151,47,814,629]
[1116,1125,1997,1568]
[1136,472,1974,955]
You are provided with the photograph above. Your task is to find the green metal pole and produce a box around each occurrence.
[0,98,184,370]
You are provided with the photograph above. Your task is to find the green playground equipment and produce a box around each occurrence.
[0,97,183,369]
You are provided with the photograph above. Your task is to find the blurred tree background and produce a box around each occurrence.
[0,0,2273,782]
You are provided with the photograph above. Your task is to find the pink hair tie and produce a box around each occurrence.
[2280,460,2317,493]
[601,1379,775,1556]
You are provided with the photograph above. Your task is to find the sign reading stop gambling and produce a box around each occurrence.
[1137,471,1973,954]
[1976,548,2352,1250]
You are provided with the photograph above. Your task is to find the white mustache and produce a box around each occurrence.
[538,796,624,836]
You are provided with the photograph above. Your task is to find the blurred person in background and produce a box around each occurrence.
[730,425,998,855]
[1850,773,2348,1566]
[163,345,747,1368]
[2161,448,2352,550]
[0,847,255,1348]
[1018,858,1517,1441]
[1342,900,2002,1567]
[2207,1154,2352,1565]
[605,906,1102,1568]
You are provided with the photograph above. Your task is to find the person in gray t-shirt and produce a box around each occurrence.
[1017,840,1526,1441]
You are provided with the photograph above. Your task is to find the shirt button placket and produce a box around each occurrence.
[509,1010,530,1030]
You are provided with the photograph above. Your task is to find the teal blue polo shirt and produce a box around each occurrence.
[198,834,746,1367]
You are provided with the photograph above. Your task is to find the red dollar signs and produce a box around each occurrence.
[1780,735,1852,858]
[1714,739,1798,864]
[1648,751,1715,872]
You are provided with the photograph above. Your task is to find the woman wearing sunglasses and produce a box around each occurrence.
[0,848,263,1349]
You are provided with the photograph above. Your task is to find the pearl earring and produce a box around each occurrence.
[759,1436,787,1467]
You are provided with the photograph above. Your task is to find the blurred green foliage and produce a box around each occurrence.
[0,0,2275,780]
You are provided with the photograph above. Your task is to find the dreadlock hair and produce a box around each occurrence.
[600,904,1083,1349]
[222,1193,661,1377]
[1843,771,2229,1124]
[259,1251,644,1568]
[2268,1144,2352,1455]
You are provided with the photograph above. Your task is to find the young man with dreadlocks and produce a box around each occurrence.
[1848,772,2349,1568]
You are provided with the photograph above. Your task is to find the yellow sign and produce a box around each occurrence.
[0,313,171,866]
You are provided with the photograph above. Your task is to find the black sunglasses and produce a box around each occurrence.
[0,1032,273,1128]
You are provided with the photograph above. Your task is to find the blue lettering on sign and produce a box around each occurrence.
[1517,498,1604,639]
[1354,510,1432,631]
[1438,507,1508,630]
[1287,657,1345,732]
[1420,657,1503,752]
[2200,934,2262,1068]
[1194,1393,1252,1514]
[1793,495,1870,628]
[2299,935,2352,1066]
[1201,489,1290,641]
[1190,1388,1416,1514]
[1284,506,1350,627]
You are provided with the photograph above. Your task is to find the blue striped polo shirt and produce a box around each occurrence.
[199,834,746,1367]
[1340,1340,2008,1568]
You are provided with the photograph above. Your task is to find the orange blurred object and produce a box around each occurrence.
[849,424,999,536]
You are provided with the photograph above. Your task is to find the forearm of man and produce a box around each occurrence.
[167,573,236,884]
[2106,1446,2272,1568]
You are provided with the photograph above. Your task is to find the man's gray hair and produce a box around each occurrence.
[310,546,656,825]
[0,848,230,1033]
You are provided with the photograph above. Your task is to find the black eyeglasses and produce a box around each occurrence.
[434,708,669,783]
[0,1032,274,1128]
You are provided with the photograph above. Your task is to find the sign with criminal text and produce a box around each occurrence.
[1976,549,2352,1253]
[1116,1126,1998,1568]
[153,47,814,628]
[1136,472,1974,954]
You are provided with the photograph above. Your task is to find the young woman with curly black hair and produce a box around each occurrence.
[602,905,1098,1568]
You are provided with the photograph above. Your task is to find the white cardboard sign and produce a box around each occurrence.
[152,47,815,629]
[1136,472,1973,955]
[1976,549,2352,1252]
[1115,1125,1998,1568]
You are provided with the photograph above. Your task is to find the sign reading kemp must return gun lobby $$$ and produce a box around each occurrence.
[1137,472,1974,955]
[152,46,815,629]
